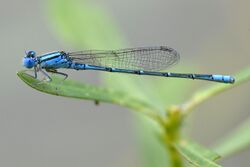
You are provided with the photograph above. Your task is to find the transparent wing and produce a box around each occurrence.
[67,46,180,71]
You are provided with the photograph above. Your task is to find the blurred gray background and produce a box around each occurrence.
[1,0,250,166]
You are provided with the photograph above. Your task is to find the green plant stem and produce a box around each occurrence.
[167,144,183,167]
[164,106,183,167]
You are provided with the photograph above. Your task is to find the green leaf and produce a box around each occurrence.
[180,139,220,161]
[182,67,250,115]
[47,0,125,49]
[213,118,250,158]
[17,70,162,122]
[174,139,221,167]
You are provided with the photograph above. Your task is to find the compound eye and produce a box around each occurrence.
[26,51,36,58]
[23,57,35,68]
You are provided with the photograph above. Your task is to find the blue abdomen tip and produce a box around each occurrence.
[212,75,235,83]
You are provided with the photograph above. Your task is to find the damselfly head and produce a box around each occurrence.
[23,51,36,68]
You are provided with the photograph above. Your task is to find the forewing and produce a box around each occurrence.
[67,46,180,71]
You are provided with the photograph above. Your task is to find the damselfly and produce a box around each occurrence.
[22,46,235,83]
